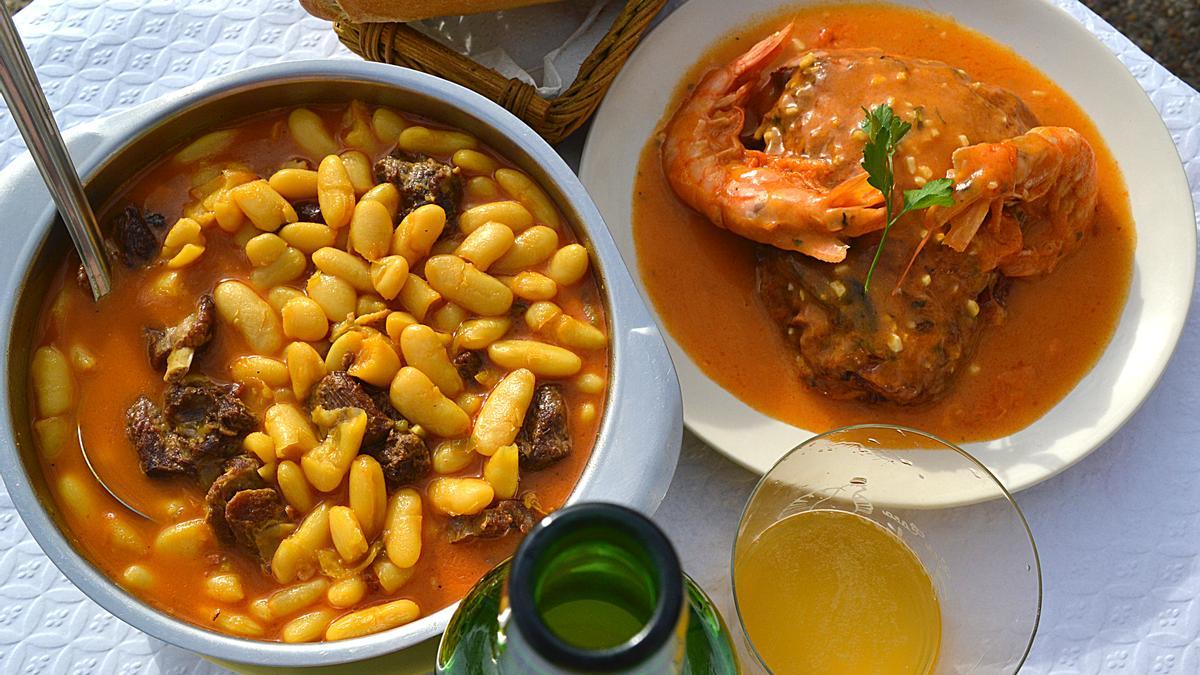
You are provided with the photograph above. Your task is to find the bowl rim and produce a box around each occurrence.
[0,60,683,667]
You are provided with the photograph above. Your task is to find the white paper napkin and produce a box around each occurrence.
[412,0,624,98]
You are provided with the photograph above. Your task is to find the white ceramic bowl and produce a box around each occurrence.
[579,0,1195,493]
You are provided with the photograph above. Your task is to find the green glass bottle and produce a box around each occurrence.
[437,503,739,674]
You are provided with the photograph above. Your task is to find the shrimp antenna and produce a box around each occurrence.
[893,226,939,294]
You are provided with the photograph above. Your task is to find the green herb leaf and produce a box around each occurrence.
[857,105,947,291]
[901,178,955,212]
[859,104,911,153]
[859,105,911,197]
[860,131,893,196]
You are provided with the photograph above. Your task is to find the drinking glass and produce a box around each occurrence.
[732,424,1041,674]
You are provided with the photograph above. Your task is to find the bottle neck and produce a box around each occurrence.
[498,503,688,674]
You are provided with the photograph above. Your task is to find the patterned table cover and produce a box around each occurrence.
[0,1,1198,673]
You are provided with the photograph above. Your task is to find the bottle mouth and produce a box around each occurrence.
[507,502,685,671]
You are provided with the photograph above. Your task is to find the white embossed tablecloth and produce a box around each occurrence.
[0,1,1198,673]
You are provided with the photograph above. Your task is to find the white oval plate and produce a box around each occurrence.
[580,0,1195,491]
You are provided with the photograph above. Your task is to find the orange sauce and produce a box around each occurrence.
[32,105,607,638]
[632,3,1135,442]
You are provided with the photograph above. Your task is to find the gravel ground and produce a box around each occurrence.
[3,0,1197,88]
[1083,0,1199,89]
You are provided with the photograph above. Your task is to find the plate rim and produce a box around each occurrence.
[579,0,1197,488]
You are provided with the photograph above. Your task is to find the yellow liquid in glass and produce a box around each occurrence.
[733,510,941,675]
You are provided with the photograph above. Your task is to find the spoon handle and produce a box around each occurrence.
[0,5,111,299]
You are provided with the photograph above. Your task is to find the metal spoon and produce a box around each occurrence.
[77,427,156,522]
[1,7,155,521]
[0,3,111,300]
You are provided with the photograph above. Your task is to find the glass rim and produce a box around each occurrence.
[728,423,1043,674]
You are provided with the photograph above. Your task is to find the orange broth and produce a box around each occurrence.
[632,3,1134,442]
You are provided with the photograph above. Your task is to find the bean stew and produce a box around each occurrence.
[28,101,608,642]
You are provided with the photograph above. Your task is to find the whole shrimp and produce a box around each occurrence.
[660,25,887,263]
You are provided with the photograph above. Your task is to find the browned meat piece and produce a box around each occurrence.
[227,491,291,561]
[126,376,257,479]
[226,488,293,564]
[757,220,1005,404]
[308,371,399,448]
[162,377,257,441]
[447,495,541,543]
[452,350,484,380]
[373,152,463,220]
[126,396,192,476]
[111,206,167,268]
[516,384,570,470]
[206,456,292,563]
[755,50,1036,195]
[293,201,324,224]
[205,455,265,542]
[369,427,431,489]
[368,388,402,425]
[145,294,216,380]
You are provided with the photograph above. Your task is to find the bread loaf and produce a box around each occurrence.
[300,0,562,23]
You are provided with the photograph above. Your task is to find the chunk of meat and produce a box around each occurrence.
[368,388,403,425]
[111,206,167,268]
[225,488,293,565]
[205,455,265,542]
[757,222,1005,404]
[447,495,541,543]
[308,371,399,448]
[452,350,484,381]
[306,372,430,487]
[369,427,431,489]
[516,384,571,470]
[755,49,1035,193]
[292,201,324,224]
[145,294,216,381]
[162,377,257,440]
[125,376,257,479]
[126,396,192,476]
[373,152,463,220]
[205,455,292,564]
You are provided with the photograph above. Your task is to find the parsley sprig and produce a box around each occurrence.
[859,105,955,291]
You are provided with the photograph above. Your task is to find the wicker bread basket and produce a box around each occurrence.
[331,0,666,143]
